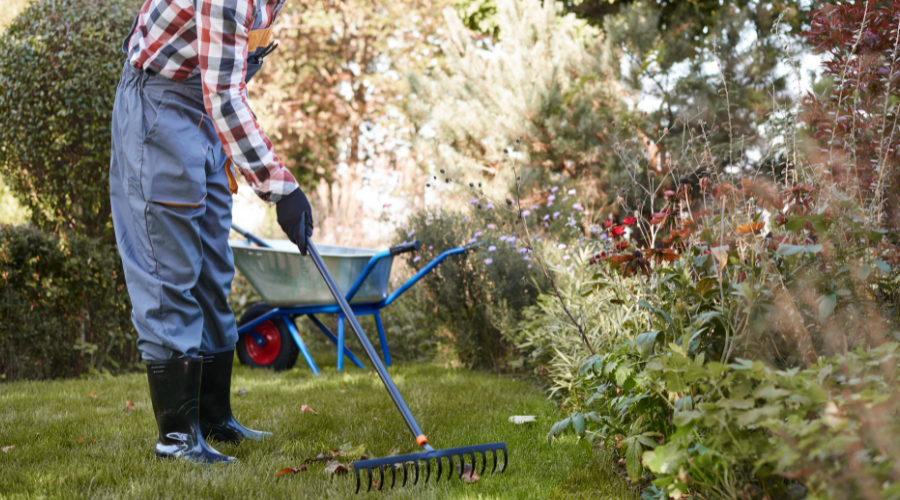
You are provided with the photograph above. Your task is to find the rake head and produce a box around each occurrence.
[352,442,508,493]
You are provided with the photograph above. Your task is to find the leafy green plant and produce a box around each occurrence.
[0,225,137,381]
[0,0,139,238]
[397,209,548,370]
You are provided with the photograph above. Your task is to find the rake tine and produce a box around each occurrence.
[390,463,397,489]
[479,451,487,476]
[423,458,430,484]
[500,446,509,473]
[378,465,385,491]
[401,461,408,487]
[355,466,361,494]
[366,467,374,492]
[491,449,498,474]
[436,456,443,483]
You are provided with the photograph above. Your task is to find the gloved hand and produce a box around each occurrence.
[276,188,314,255]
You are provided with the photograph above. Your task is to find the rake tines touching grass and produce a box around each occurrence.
[304,241,510,493]
[353,442,509,492]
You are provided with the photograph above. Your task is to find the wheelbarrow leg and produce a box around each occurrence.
[307,314,365,369]
[284,315,319,375]
[337,312,345,371]
[373,311,391,367]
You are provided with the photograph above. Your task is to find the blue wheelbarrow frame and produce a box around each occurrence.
[231,224,468,374]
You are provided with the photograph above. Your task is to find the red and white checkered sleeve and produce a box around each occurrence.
[195,0,298,204]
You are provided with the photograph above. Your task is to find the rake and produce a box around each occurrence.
[304,240,509,492]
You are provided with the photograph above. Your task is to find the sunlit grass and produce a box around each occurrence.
[0,353,637,499]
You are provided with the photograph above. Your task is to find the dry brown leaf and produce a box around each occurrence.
[1,445,14,453]
[125,401,134,414]
[300,405,317,414]
[331,449,344,457]
[457,463,480,483]
[326,460,349,475]
[87,393,97,399]
[77,436,95,444]
[276,464,308,477]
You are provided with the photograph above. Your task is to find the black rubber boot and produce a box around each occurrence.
[146,356,235,464]
[199,347,271,443]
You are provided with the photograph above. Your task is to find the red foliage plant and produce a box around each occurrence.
[802,0,900,225]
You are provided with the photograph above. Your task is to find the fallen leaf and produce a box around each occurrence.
[302,452,333,465]
[77,436,96,444]
[326,460,349,475]
[87,393,97,399]
[339,442,367,458]
[457,463,480,483]
[125,401,134,414]
[237,389,247,397]
[372,481,381,488]
[276,465,307,477]
[331,449,344,457]
[300,405,317,414]
[1,445,14,453]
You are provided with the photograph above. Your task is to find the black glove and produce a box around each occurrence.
[276,188,314,255]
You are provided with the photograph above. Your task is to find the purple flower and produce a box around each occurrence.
[551,187,559,193]
[553,211,560,219]
[558,244,567,249]
[568,189,576,195]
[485,204,494,209]
[469,198,479,204]
[413,256,422,262]
[542,214,550,221]
[548,195,556,201]
[562,196,569,202]
[563,256,571,261]
[462,217,468,223]
[468,238,477,244]
[531,205,539,210]
[547,202,553,207]
[573,203,584,211]
[484,258,493,265]
[543,222,549,228]
[488,245,497,252]
[600,233,608,241]
[487,223,496,230]
[428,245,434,250]
[474,231,482,237]
[528,264,532,268]
[522,210,531,217]
[499,236,507,242]
[518,248,528,254]
[524,256,531,261]
[408,230,415,237]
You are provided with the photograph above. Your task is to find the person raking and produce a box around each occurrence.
[109,0,312,463]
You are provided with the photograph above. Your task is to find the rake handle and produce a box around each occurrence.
[306,241,431,449]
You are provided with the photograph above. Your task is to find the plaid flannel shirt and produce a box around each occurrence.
[126,0,297,204]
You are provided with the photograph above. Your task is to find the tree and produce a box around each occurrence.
[406,0,626,211]
[249,0,448,243]
[0,0,139,238]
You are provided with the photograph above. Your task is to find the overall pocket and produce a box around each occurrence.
[140,93,208,206]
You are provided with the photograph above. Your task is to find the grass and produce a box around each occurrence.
[0,352,637,499]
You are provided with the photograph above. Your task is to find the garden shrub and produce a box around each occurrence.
[396,209,549,370]
[0,0,140,238]
[0,225,137,381]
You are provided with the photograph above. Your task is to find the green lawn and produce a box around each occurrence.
[0,353,637,499]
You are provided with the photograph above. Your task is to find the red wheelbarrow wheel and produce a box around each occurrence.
[237,302,300,371]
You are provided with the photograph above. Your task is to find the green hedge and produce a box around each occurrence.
[0,0,140,238]
[0,225,137,381]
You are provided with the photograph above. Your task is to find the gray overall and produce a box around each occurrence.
[109,39,267,361]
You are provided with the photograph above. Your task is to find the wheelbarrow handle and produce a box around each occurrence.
[389,240,421,256]
[306,240,432,450]
[231,223,271,248]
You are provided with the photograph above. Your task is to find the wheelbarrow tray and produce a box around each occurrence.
[229,239,393,307]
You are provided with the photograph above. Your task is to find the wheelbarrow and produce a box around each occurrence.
[228,224,466,373]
